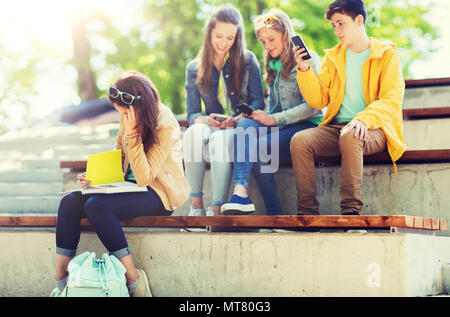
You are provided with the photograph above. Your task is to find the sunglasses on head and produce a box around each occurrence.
[109,86,141,105]
[263,15,281,25]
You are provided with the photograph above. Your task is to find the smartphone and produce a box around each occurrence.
[236,103,254,116]
[215,114,230,122]
[291,35,311,60]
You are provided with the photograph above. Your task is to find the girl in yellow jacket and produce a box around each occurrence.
[54,71,190,297]
[290,0,406,215]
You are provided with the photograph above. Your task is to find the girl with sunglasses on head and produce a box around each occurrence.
[221,9,324,215]
[182,4,265,217]
[53,71,190,297]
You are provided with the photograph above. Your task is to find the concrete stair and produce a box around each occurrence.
[1,230,449,296]
[0,123,119,215]
[403,84,450,109]
[1,79,450,297]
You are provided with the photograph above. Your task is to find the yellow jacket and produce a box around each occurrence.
[116,103,190,211]
[296,38,407,168]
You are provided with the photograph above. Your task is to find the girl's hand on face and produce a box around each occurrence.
[293,46,311,72]
[122,106,139,136]
[251,110,277,126]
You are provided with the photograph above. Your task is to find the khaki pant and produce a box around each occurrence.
[289,124,386,214]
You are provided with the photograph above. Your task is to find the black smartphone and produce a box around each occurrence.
[236,103,254,116]
[215,114,230,122]
[291,35,311,60]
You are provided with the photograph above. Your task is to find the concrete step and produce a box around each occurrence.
[404,118,450,150]
[0,182,62,197]
[81,134,117,146]
[0,196,60,213]
[20,159,61,169]
[404,85,450,109]
[0,124,120,141]
[53,144,114,160]
[1,231,449,296]
[165,162,450,236]
[0,169,63,182]
[0,124,120,154]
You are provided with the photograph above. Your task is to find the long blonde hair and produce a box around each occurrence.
[253,9,297,86]
[196,5,247,97]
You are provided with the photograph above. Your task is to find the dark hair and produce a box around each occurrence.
[109,71,160,153]
[325,0,367,24]
[195,4,247,96]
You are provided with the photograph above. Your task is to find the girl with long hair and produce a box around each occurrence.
[53,71,189,296]
[221,9,324,215]
[183,4,265,217]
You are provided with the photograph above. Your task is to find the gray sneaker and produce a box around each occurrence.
[188,206,206,216]
[206,207,215,216]
[182,206,207,232]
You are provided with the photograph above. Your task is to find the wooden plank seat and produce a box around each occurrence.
[402,107,450,119]
[404,77,450,88]
[0,215,447,231]
[314,149,450,166]
[60,149,450,172]
[169,107,450,129]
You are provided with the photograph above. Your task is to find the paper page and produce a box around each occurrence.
[85,150,125,186]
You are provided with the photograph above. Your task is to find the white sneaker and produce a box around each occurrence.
[188,206,206,216]
[206,207,215,216]
[182,206,207,232]
[131,269,152,297]
[50,288,62,297]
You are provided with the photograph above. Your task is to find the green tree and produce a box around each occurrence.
[92,0,204,114]
[90,0,437,115]
[0,0,442,133]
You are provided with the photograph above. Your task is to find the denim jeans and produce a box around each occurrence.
[182,123,235,206]
[233,118,316,215]
[56,187,171,259]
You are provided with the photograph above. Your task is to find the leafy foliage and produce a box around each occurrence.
[0,0,442,132]
[90,0,439,115]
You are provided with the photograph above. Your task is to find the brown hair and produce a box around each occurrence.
[109,71,160,153]
[195,4,247,96]
[253,9,297,86]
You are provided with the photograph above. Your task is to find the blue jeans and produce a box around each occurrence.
[233,118,316,215]
[56,187,171,259]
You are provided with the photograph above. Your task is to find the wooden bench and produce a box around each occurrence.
[60,149,450,172]
[404,77,450,88]
[0,215,447,233]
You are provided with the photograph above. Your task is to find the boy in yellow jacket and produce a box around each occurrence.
[290,0,407,215]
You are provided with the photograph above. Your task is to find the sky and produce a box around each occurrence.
[0,0,449,131]
[408,0,450,78]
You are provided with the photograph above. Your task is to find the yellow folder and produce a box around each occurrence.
[85,150,125,186]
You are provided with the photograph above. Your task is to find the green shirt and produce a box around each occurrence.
[334,47,370,123]
[126,164,135,181]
